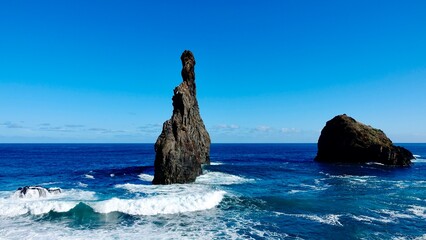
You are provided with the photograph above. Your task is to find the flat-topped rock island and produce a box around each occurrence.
[315,114,414,166]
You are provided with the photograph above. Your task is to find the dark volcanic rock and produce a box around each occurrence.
[16,186,61,198]
[153,50,211,184]
[315,114,413,166]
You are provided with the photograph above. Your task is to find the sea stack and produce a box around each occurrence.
[15,186,61,198]
[152,50,211,184]
[315,114,413,166]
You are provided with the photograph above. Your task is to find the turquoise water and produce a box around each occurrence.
[0,143,425,239]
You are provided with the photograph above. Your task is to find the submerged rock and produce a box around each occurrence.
[15,186,61,198]
[315,114,413,166]
[153,50,211,184]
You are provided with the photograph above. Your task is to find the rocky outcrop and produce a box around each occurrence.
[15,186,61,198]
[315,114,413,166]
[153,50,211,184]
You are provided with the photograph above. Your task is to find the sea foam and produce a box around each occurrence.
[210,162,224,165]
[412,158,426,163]
[195,171,254,185]
[0,185,224,217]
[92,190,225,215]
[0,189,96,217]
[138,173,154,182]
[278,212,343,226]
[111,171,240,215]
[84,174,95,179]
[408,205,426,218]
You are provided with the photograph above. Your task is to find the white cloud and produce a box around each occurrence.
[139,123,162,134]
[280,128,300,134]
[213,124,240,130]
[255,125,272,132]
[0,121,25,129]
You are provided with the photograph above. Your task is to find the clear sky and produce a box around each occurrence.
[1,0,425,143]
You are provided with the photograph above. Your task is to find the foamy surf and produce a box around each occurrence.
[0,189,97,217]
[92,190,225,215]
[195,171,254,185]
[366,162,385,166]
[114,181,227,213]
[288,182,330,194]
[351,214,394,224]
[278,212,343,226]
[77,182,88,188]
[0,185,225,217]
[412,158,426,163]
[138,173,154,182]
[111,171,238,215]
[210,162,224,165]
[408,205,426,218]
[115,183,211,195]
[325,173,377,180]
[84,174,95,179]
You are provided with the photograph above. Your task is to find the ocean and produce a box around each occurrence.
[0,143,425,239]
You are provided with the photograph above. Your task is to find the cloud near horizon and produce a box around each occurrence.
[211,124,240,132]
[1,121,25,129]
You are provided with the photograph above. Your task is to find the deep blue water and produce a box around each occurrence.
[0,143,426,239]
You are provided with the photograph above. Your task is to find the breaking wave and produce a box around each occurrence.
[0,187,224,217]
[0,189,96,217]
[195,171,254,185]
[92,190,225,215]
[138,173,154,182]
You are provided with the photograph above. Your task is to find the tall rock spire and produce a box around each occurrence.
[152,50,211,185]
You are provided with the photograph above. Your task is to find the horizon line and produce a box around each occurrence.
[0,142,425,144]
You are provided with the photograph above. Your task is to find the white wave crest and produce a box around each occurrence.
[377,209,414,219]
[138,173,154,182]
[412,158,426,163]
[115,183,151,193]
[77,182,88,188]
[195,171,254,185]
[408,205,426,218]
[210,162,224,165]
[351,214,394,224]
[280,213,343,226]
[0,200,77,216]
[288,182,330,194]
[0,189,97,217]
[114,183,211,195]
[353,209,416,224]
[328,174,376,180]
[366,162,385,166]
[415,234,426,240]
[92,190,225,215]
[325,174,377,185]
[84,174,95,179]
[288,190,307,194]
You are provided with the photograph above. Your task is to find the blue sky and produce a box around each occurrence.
[1,1,425,143]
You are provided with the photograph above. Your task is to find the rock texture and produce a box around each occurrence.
[16,186,61,198]
[152,50,211,184]
[315,114,413,166]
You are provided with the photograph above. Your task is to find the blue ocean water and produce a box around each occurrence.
[0,143,426,239]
